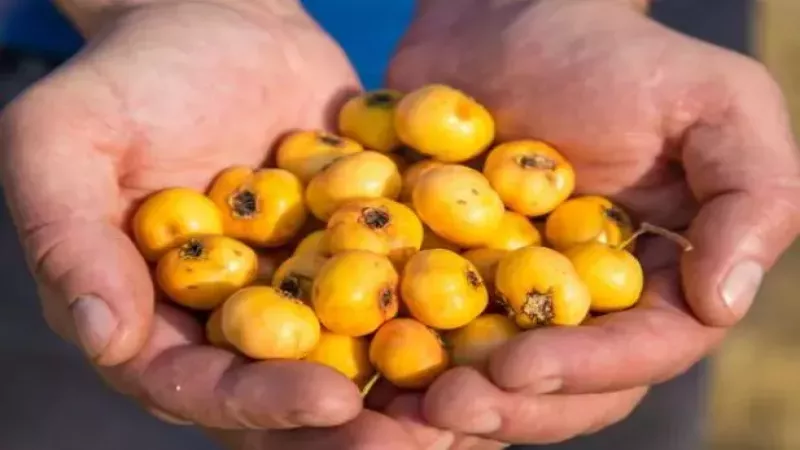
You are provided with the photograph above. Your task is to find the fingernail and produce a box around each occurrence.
[70,295,117,360]
[532,375,563,394]
[721,260,763,317]
[467,410,502,434]
[428,432,456,450]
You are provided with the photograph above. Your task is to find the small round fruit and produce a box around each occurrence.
[401,249,488,330]
[155,236,258,310]
[483,140,575,217]
[421,225,461,252]
[306,151,402,221]
[483,210,542,251]
[446,314,520,369]
[461,248,508,290]
[563,242,644,312]
[369,318,449,389]
[132,187,224,261]
[545,196,635,251]
[400,159,445,201]
[205,307,231,349]
[395,84,495,163]
[412,165,504,247]
[312,251,399,337]
[304,331,374,387]
[207,167,307,247]
[338,89,403,152]
[293,230,330,256]
[495,246,590,328]
[326,198,423,267]
[272,253,329,303]
[276,130,363,183]
[253,249,292,285]
[222,286,320,360]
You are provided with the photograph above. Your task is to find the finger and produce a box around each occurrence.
[219,410,422,450]
[423,367,647,444]
[681,59,800,327]
[0,82,153,366]
[489,268,725,394]
[102,302,362,429]
[385,394,456,450]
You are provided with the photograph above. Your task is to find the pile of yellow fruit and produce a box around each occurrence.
[131,84,691,393]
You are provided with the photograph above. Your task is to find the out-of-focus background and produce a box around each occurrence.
[707,2,800,449]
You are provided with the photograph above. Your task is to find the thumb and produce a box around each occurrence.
[0,80,153,366]
[681,61,800,327]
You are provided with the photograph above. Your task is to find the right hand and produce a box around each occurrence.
[0,0,370,433]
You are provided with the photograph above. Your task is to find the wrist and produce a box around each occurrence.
[54,0,302,36]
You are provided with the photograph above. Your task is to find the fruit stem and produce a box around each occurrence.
[617,222,694,252]
[360,372,382,398]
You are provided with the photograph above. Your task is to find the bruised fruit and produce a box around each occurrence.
[395,84,495,163]
[271,253,329,303]
[326,198,423,267]
[412,165,504,247]
[305,331,374,387]
[208,166,307,247]
[461,248,509,293]
[156,235,257,310]
[401,249,488,330]
[338,89,403,153]
[483,140,575,217]
[133,187,223,262]
[312,251,399,336]
[276,130,363,183]
[563,242,644,313]
[446,314,520,369]
[495,246,591,328]
[222,286,320,359]
[306,151,402,221]
[369,318,449,389]
[400,159,445,201]
[545,196,634,251]
[483,210,542,251]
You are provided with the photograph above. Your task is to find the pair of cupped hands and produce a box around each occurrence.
[1,0,799,448]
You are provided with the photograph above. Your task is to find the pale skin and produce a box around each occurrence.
[2,0,799,449]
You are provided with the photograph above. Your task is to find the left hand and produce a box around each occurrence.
[384,0,800,445]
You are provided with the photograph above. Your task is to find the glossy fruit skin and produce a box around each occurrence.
[326,198,423,267]
[495,246,591,328]
[400,159,445,201]
[395,84,495,163]
[293,230,330,256]
[420,224,462,252]
[205,307,232,349]
[563,242,644,312]
[222,286,320,360]
[207,166,307,247]
[545,196,635,251]
[271,253,329,303]
[483,210,542,251]
[276,130,363,184]
[401,249,488,330]
[304,331,374,387]
[132,187,224,262]
[483,140,575,217]
[312,251,399,337]
[338,89,404,153]
[412,165,504,247]
[155,235,257,310]
[369,318,449,389]
[306,151,402,221]
[446,314,520,370]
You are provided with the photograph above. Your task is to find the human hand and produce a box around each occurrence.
[0,0,370,432]
[387,0,800,444]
